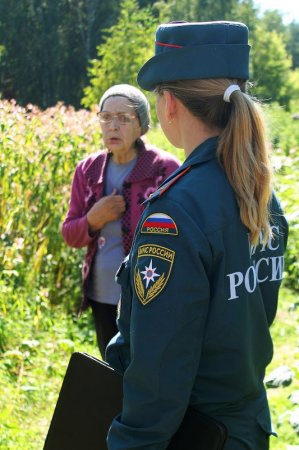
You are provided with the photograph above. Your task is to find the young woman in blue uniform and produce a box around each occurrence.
[105,21,288,449]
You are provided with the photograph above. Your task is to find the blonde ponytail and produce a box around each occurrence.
[156,79,273,245]
[218,87,272,245]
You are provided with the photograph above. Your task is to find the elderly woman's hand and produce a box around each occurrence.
[86,188,126,234]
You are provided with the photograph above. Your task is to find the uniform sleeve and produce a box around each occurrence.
[107,199,212,450]
[61,163,95,248]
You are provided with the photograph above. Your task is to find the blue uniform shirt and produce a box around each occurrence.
[106,137,288,450]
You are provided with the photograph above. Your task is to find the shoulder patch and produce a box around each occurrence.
[134,244,175,305]
[141,213,178,235]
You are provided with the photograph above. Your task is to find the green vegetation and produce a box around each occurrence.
[0,100,298,448]
[267,288,299,450]
[0,306,97,449]
[265,102,299,293]
[1,1,299,109]
[1,2,298,448]
[81,0,299,110]
[82,0,159,109]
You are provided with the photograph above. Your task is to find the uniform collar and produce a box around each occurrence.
[160,136,218,183]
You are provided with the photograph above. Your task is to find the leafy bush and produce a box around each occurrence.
[0,101,101,314]
[265,101,299,291]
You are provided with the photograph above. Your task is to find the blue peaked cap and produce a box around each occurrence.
[137,21,250,91]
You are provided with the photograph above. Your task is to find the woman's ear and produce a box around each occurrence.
[163,90,177,123]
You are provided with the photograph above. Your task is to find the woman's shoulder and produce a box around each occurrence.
[76,150,108,173]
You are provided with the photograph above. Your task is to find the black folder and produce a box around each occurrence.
[44,352,227,450]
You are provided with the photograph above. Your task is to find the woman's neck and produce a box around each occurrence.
[111,147,137,164]
[183,117,220,158]
[183,128,220,158]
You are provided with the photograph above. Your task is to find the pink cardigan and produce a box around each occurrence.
[61,141,180,310]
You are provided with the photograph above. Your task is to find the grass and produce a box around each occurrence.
[267,288,299,449]
[0,307,99,449]
[0,286,298,449]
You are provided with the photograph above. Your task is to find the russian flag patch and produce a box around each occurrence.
[141,213,178,235]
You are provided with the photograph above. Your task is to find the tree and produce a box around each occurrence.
[160,0,240,22]
[250,25,292,106]
[81,0,159,108]
[232,0,259,31]
[0,0,296,109]
[289,68,299,101]
[286,21,299,69]
[0,0,120,108]
[194,0,240,22]
[160,0,198,21]
[260,10,286,36]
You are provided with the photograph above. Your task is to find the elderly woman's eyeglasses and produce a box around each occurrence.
[98,112,137,124]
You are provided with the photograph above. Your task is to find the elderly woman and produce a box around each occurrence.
[61,84,180,357]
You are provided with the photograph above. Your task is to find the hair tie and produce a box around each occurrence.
[223,85,241,103]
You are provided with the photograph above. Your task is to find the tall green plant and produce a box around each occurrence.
[0,101,101,313]
[265,102,299,292]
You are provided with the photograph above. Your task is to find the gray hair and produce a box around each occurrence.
[99,84,150,135]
